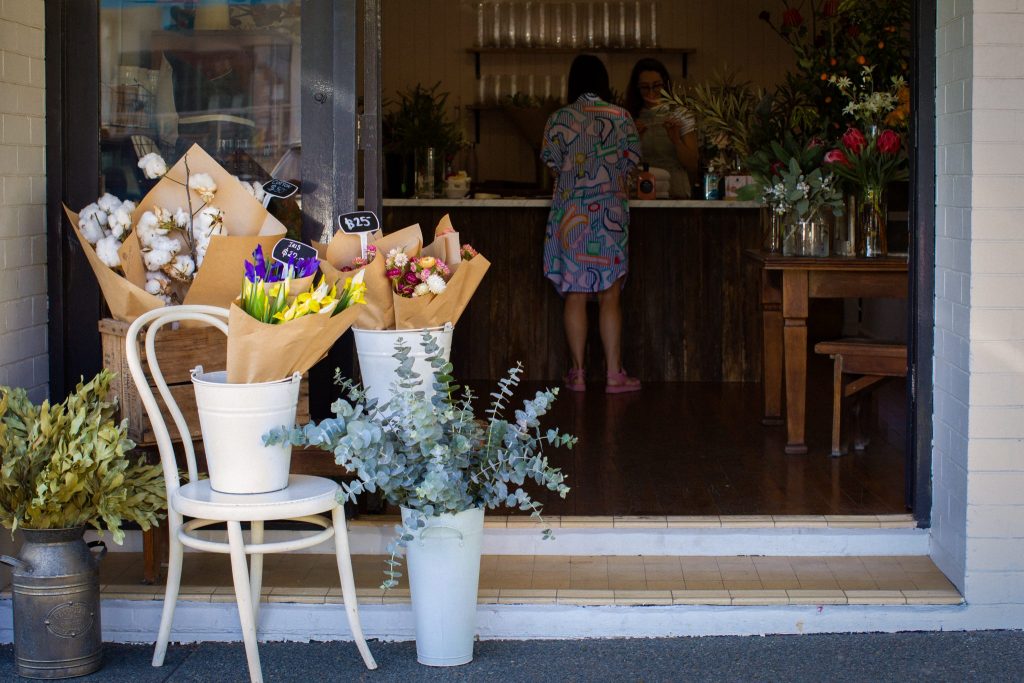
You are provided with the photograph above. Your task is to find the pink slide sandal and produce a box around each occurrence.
[564,368,587,392]
[606,369,641,394]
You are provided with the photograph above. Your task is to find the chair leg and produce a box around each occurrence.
[227,521,264,683]
[249,521,264,625]
[332,506,377,670]
[152,523,184,667]
[830,354,844,457]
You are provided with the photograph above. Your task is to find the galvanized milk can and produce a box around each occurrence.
[1,527,107,679]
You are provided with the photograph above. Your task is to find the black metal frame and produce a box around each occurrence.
[45,0,102,400]
[908,0,936,525]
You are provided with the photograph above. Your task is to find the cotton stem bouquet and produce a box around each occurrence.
[66,144,287,321]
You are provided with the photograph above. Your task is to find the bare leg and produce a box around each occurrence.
[564,292,588,370]
[597,282,622,373]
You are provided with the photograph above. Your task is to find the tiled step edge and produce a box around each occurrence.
[40,586,962,607]
[352,514,918,530]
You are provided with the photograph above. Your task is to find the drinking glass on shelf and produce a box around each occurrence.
[568,3,579,47]
[476,2,485,47]
[507,2,517,46]
[632,0,642,46]
[552,3,562,47]
[537,2,547,45]
[650,1,658,48]
[586,3,595,47]
[617,1,626,48]
[478,74,489,105]
[601,2,610,48]
[523,2,533,46]
[492,1,503,47]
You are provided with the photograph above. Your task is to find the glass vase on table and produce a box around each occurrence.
[859,186,888,258]
[782,209,829,258]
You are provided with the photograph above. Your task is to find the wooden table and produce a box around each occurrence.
[746,251,908,454]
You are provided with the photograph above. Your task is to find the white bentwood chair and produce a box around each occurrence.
[125,305,377,683]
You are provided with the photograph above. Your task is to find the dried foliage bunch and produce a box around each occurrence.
[0,371,165,543]
[266,333,576,588]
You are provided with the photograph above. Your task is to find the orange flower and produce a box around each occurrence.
[856,55,867,65]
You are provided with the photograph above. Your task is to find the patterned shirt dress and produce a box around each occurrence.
[541,94,641,294]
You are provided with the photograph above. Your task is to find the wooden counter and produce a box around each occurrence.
[383,201,762,384]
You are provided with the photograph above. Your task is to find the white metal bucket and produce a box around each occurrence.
[191,369,301,494]
[402,506,485,666]
[352,325,453,405]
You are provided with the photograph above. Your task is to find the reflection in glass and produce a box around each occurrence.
[99,0,303,237]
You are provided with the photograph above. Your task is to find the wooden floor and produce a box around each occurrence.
[466,354,908,517]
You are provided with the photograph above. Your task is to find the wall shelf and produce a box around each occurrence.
[466,46,696,78]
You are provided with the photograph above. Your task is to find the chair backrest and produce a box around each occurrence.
[125,305,229,499]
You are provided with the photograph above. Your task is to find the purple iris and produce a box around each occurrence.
[244,245,320,283]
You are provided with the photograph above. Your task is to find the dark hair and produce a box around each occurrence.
[625,58,672,119]
[567,54,612,103]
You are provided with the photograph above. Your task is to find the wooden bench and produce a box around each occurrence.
[813,338,907,457]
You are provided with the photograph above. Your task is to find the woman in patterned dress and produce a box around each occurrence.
[541,55,642,393]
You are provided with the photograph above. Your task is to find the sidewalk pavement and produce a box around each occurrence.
[2,631,1023,682]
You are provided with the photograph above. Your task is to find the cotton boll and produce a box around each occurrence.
[251,182,265,203]
[165,254,196,282]
[151,234,182,256]
[79,217,105,245]
[193,206,224,239]
[95,235,122,268]
[173,207,190,229]
[144,271,171,296]
[97,193,122,213]
[108,207,133,240]
[137,152,168,179]
[121,199,136,214]
[143,247,174,271]
[79,203,106,227]
[188,173,217,203]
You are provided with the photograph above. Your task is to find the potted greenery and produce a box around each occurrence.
[384,82,465,198]
[267,333,575,667]
[0,370,165,679]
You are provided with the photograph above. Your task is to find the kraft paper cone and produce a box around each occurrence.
[65,205,166,322]
[133,144,287,238]
[393,255,491,330]
[67,143,288,322]
[421,214,462,266]
[317,224,425,330]
[226,301,364,384]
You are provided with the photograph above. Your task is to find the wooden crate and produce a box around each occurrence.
[99,318,310,447]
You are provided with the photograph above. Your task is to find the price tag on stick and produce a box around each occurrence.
[261,178,299,208]
[337,211,381,260]
[271,238,319,264]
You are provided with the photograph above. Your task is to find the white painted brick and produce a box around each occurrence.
[970,308,1015,339]
[970,340,1024,373]
[5,356,32,388]
[972,110,1023,142]
[967,538,1024,571]
[0,0,43,29]
[970,438,1024,470]
[970,406,1024,438]
[972,208,1024,239]
[1,114,29,144]
[968,505,1024,538]
[27,115,42,145]
[964,571,1024,604]
[970,372,1024,405]
[972,275,1024,307]
[1,50,31,85]
[16,144,42,174]
[972,143,1024,175]
[967,471,1024,505]
[2,175,29,204]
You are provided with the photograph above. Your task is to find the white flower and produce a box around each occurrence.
[97,193,122,213]
[79,202,106,227]
[426,273,447,295]
[193,206,224,239]
[393,252,409,268]
[79,217,105,245]
[173,207,191,229]
[108,207,133,240]
[165,254,196,281]
[144,271,171,295]
[188,173,217,202]
[137,152,168,179]
[236,178,266,203]
[413,282,429,297]
[95,235,122,268]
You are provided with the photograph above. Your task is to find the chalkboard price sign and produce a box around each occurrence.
[271,238,318,264]
[337,211,380,234]
[262,178,299,200]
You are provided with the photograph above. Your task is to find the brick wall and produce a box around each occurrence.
[0,0,46,401]
[960,0,1024,605]
[931,0,973,593]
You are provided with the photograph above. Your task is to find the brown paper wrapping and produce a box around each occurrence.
[226,301,364,384]
[317,224,424,330]
[65,143,287,322]
[393,255,491,329]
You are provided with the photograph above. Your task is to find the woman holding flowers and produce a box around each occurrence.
[541,55,642,393]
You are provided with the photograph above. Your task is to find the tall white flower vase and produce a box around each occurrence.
[401,506,485,666]
[192,369,301,494]
[353,324,453,405]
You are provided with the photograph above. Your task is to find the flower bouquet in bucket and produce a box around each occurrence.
[266,332,574,666]
[191,247,367,494]
[317,214,490,403]
[64,144,287,322]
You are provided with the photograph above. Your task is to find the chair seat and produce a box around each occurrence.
[173,474,341,522]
